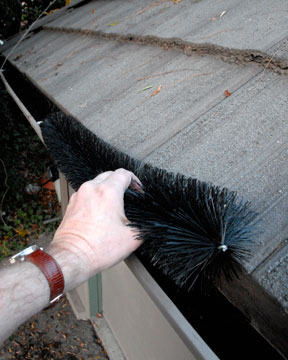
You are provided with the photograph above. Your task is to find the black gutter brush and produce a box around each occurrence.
[41,112,256,289]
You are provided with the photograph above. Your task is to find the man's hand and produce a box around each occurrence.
[48,169,143,291]
[0,169,143,344]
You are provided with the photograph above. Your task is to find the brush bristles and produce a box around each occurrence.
[41,112,256,288]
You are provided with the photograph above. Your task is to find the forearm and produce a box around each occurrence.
[0,261,49,344]
[0,245,88,345]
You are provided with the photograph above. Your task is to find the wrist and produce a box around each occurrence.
[46,240,92,292]
[25,247,65,308]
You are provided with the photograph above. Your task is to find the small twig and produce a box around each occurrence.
[119,56,160,77]
[0,159,9,227]
[261,39,288,77]
[136,0,169,15]
[43,216,61,225]
[164,72,211,89]
[199,28,242,41]
[136,68,195,81]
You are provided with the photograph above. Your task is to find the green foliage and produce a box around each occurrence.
[0,0,22,39]
[0,0,66,39]
[21,0,66,27]
[0,199,59,259]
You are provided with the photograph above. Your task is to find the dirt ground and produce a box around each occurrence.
[0,234,109,360]
[0,296,108,360]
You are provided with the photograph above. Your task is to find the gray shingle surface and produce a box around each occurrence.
[48,0,288,54]
[2,0,288,355]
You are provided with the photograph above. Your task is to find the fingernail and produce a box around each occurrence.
[130,179,144,194]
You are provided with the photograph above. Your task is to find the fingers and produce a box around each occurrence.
[90,169,142,195]
[104,168,142,195]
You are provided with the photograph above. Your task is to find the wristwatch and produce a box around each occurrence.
[10,245,65,309]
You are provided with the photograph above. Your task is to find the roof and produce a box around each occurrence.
[2,0,288,355]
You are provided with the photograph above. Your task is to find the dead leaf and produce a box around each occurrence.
[91,9,96,14]
[40,77,47,82]
[13,54,22,61]
[151,84,162,96]
[173,0,181,3]
[45,8,59,15]
[109,21,120,26]
[224,90,231,97]
[211,16,217,21]
[15,228,29,237]
[78,101,88,108]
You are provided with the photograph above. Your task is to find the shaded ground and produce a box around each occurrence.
[0,296,108,360]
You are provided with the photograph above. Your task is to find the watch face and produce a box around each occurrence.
[9,245,41,264]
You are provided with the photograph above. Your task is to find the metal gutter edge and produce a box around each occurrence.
[125,255,219,360]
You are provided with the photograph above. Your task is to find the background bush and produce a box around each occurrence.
[0,0,64,258]
[0,0,66,40]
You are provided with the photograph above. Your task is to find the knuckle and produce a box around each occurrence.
[115,168,130,180]
[96,183,115,197]
[115,168,128,175]
[78,181,94,194]
[78,181,116,200]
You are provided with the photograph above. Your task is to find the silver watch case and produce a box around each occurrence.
[10,245,43,264]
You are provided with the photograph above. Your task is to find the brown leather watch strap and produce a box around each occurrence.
[26,248,64,309]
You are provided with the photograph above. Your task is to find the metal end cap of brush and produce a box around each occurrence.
[218,244,228,252]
